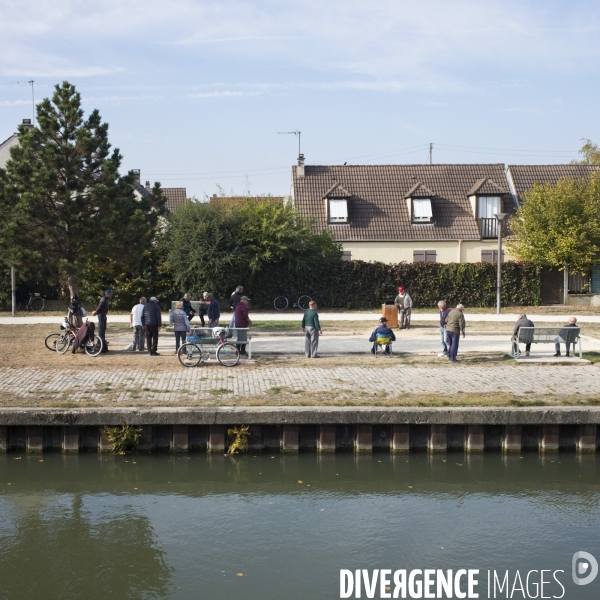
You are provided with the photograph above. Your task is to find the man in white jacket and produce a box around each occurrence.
[394,286,413,329]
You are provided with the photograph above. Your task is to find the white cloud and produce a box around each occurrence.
[186,91,261,98]
[0,0,599,89]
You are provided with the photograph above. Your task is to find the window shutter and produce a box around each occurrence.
[413,251,425,262]
[341,251,352,262]
[481,250,493,263]
[425,251,437,263]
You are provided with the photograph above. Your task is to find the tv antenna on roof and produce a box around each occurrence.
[278,130,301,157]
[10,79,35,126]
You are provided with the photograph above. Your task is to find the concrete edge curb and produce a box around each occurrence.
[1,406,599,426]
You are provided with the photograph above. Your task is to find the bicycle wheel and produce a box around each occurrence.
[55,332,72,354]
[217,343,240,367]
[44,333,61,351]
[85,336,103,357]
[297,295,311,310]
[273,296,288,310]
[30,297,44,312]
[178,343,202,367]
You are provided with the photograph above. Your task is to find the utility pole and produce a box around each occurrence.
[429,143,433,165]
[495,213,508,313]
[29,80,35,125]
[11,267,16,317]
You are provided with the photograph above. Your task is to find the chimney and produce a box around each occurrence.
[22,119,32,127]
[297,153,305,179]
[132,169,140,184]
[145,180,151,191]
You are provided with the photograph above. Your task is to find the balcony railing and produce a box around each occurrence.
[480,218,498,239]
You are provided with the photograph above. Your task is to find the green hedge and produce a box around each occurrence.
[250,260,541,309]
[1,260,541,311]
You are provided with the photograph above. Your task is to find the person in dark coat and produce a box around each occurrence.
[234,296,252,356]
[512,313,535,357]
[142,297,162,356]
[369,317,397,355]
[229,286,244,328]
[92,290,113,353]
[181,293,196,322]
[554,317,579,356]
[206,293,220,327]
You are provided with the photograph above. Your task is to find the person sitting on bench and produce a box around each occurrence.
[554,317,578,357]
[369,317,396,354]
[512,313,534,357]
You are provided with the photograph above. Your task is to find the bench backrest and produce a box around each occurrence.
[518,327,580,343]
[171,300,201,312]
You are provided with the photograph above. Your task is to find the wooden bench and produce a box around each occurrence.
[511,327,581,359]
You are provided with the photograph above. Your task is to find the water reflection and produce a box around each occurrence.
[0,452,597,600]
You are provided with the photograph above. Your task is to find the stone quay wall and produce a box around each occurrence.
[0,407,599,454]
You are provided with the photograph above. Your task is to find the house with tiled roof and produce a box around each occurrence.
[507,164,600,302]
[209,194,285,205]
[291,155,516,264]
[131,170,188,213]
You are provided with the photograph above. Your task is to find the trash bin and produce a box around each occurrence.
[382,301,398,328]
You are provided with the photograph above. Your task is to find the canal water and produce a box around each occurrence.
[0,452,598,599]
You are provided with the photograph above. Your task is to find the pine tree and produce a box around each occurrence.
[0,81,165,297]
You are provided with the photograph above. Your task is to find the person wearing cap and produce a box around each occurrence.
[142,297,163,356]
[369,317,397,355]
[234,296,252,357]
[394,286,413,330]
[92,289,114,354]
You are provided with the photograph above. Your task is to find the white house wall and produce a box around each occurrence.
[340,240,513,264]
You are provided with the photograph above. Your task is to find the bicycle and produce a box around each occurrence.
[273,289,311,311]
[54,319,104,357]
[18,292,45,312]
[177,327,240,367]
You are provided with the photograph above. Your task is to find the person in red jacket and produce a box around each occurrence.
[234,296,252,357]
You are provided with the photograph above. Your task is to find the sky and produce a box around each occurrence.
[1,0,599,199]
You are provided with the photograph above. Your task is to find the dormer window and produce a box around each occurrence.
[478,196,500,219]
[412,198,433,223]
[328,198,348,223]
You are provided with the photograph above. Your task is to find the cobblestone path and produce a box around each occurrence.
[0,365,599,403]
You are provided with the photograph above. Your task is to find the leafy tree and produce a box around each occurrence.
[572,138,600,165]
[166,198,341,298]
[0,81,165,298]
[508,174,600,274]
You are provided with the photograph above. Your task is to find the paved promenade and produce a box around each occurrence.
[1,363,599,404]
[2,311,600,325]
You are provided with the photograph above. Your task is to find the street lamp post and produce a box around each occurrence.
[495,213,508,314]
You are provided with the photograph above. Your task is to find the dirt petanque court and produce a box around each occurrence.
[1,308,600,408]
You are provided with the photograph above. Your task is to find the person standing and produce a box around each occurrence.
[170,301,191,353]
[512,313,535,357]
[234,296,252,356]
[206,293,220,327]
[142,296,162,356]
[394,286,413,329]
[437,301,451,357]
[554,317,579,357]
[229,286,244,328]
[302,300,322,358]
[198,292,210,326]
[445,303,466,363]
[181,293,196,322]
[92,289,114,354]
[130,297,147,352]
[67,294,84,329]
